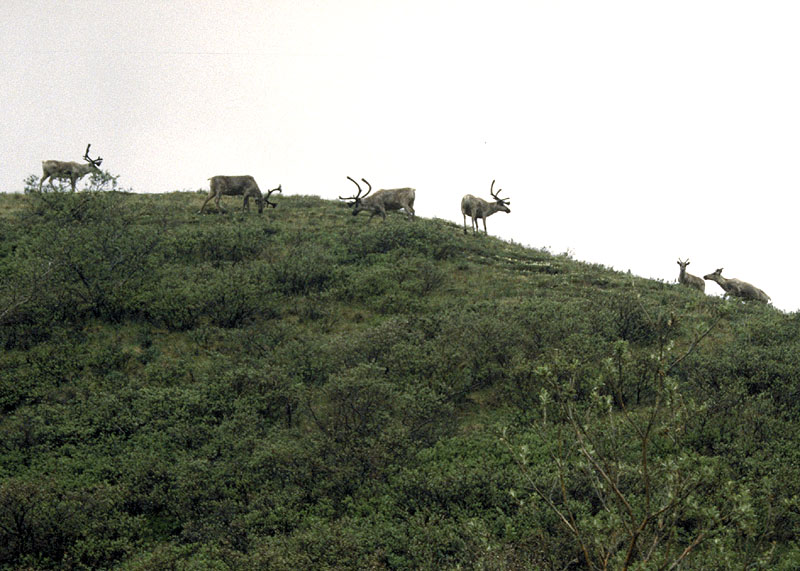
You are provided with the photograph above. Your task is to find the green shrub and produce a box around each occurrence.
[269,248,335,295]
[162,221,276,265]
[13,191,160,321]
[343,217,464,260]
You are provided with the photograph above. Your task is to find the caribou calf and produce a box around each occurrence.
[340,177,415,221]
[676,259,705,292]
[703,268,770,303]
[39,144,103,192]
[461,180,510,235]
[199,176,281,214]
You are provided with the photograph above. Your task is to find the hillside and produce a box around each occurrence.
[1,189,800,569]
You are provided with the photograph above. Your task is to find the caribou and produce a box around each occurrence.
[461,180,510,235]
[199,176,281,214]
[39,144,103,192]
[339,177,416,221]
[703,268,770,303]
[676,259,705,292]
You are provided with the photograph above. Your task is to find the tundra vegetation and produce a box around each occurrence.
[1,185,799,569]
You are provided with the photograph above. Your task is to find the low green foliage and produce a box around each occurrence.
[1,190,799,568]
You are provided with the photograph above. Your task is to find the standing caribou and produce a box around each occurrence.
[339,177,416,220]
[676,259,705,292]
[199,176,281,214]
[39,144,103,192]
[461,180,510,235]
[703,268,770,303]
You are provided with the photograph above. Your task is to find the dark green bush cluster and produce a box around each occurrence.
[344,217,464,261]
[162,222,276,265]
[1,191,799,568]
[269,247,336,296]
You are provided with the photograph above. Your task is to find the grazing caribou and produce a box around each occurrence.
[339,177,416,221]
[39,144,103,192]
[199,176,281,214]
[703,268,770,303]
[461,180,510,235]
[676,259,705,292]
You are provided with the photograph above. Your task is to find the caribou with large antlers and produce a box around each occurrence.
[461,180,510,235]
[703,268,770,303]
[676,259,705,292]
[199,176,281,214]
[39,144,103,192]
[339,176,416,221]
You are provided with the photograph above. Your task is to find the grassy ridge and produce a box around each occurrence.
[1,190,799,569]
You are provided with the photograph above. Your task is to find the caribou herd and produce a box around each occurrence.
[37,145,771,304]
[675,260,770,303]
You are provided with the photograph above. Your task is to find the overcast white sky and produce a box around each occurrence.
[2,1,799,311]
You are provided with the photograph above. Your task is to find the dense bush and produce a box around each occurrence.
[1,192,798,568]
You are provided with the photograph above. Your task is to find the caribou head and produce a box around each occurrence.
[264,184,282,209]
[340,176,373,216]
[83,144,103,168]
[488,179,510,212]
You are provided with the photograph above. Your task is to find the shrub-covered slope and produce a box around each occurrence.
[1,190,799,569]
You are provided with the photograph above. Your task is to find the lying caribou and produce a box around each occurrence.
[199,176,281,214]
[339,177,416,221]
[676,259,705,292]
[39,144,103,192]
[461,180,510,235]
[703,268,770,303]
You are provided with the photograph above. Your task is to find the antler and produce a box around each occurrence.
[265,184,282,208]
[340,176,372,201]
[83,144,103,167]
[490,179,509,205]
[360,178,372,198]
[339,176,361,200]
